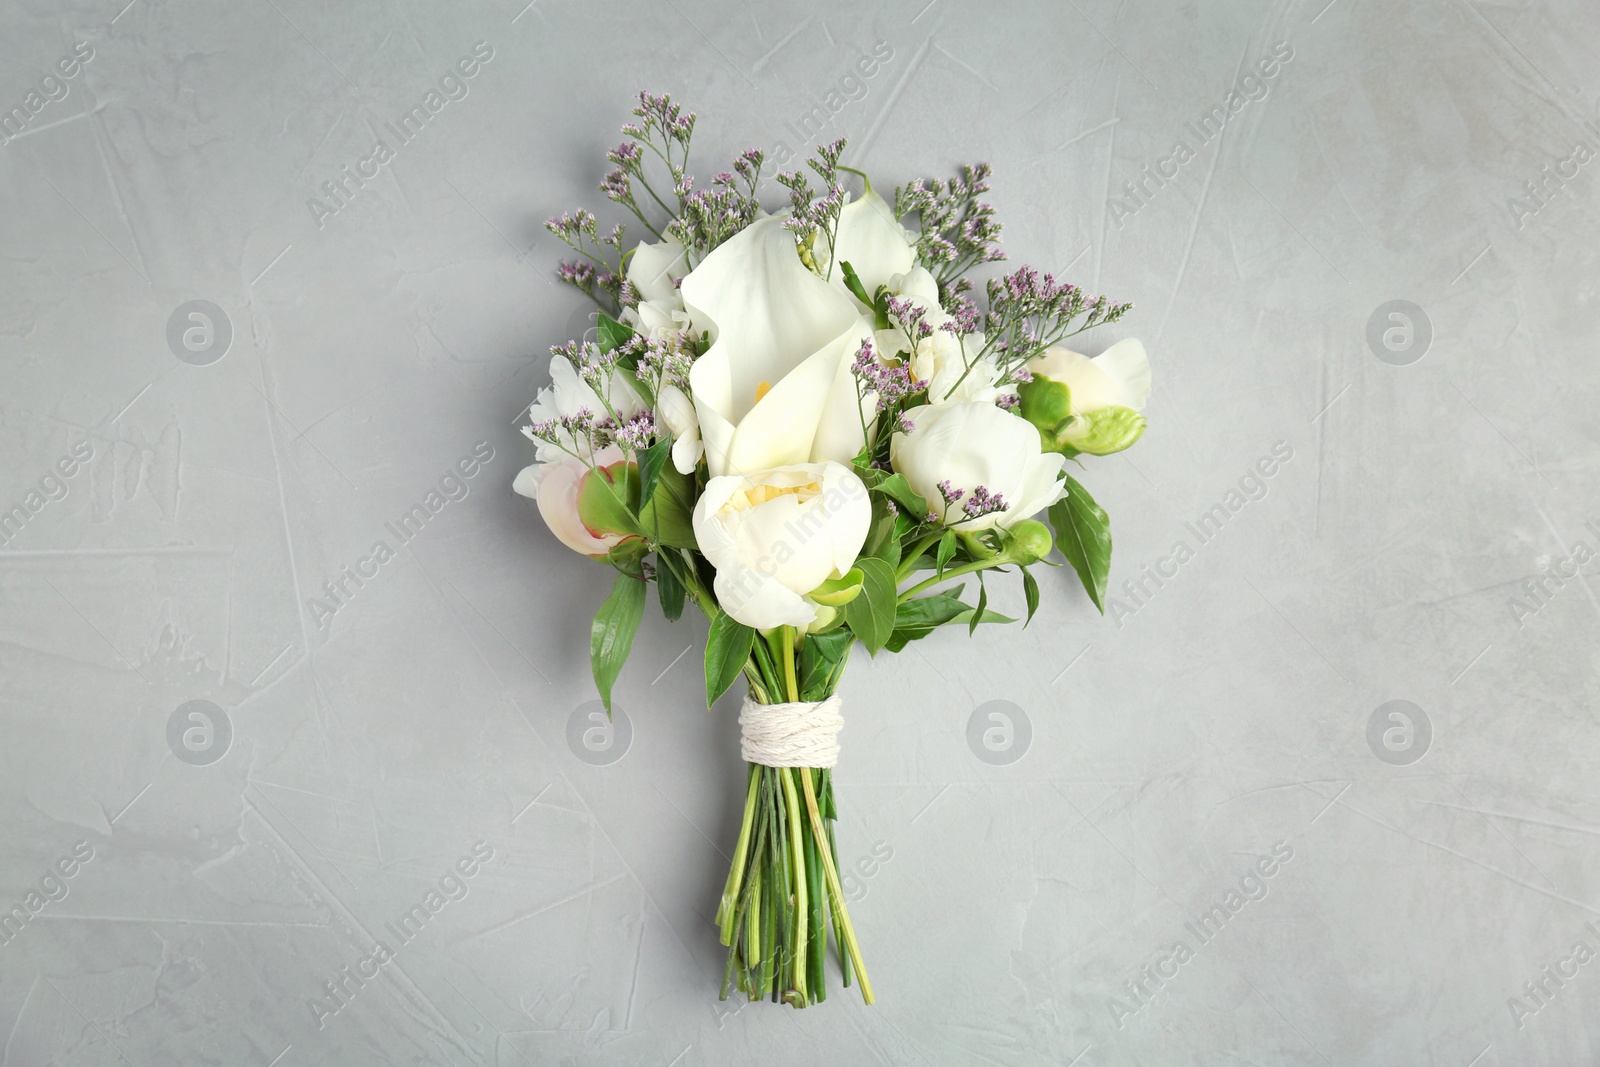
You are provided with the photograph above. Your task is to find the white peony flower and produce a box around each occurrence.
[680,215,875,477]
[890,401,1066,532]
[908,329,1006,406]
[692,462,871,630]
[522,356,644,463]
[513,445,631,559]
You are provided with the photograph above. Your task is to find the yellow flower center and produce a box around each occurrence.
[729,478,823,511]
[753,380,773,405]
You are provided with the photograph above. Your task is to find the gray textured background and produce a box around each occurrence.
[2,0,1599,1063]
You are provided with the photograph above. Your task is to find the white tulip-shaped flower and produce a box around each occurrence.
[513,445,631,559]
[1021,338,1151,456]
[522,356,643,463]
[692,462,871,630]
[890,401,1066,532]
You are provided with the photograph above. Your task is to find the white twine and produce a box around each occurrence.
[739,694,844,768]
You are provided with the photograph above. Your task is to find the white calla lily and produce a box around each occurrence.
[681,215,874,477]
[817,186,917,299]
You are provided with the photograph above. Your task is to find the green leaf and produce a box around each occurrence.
[969,577,988,636]
[894,594,969,631]
[950,604,1016,629]
[640,462,697,549]
[797,629,853,701]
[704,611,756,707]
[861,494,901,570]
[885,591,1008,652]
[591,572,647,714]
[596,311,636,356]
[843,557,897,653]
[1048,475,1113,613]
[1022,567,1040,626]
[578,462,643,539]
[656,551,685,621]
[636,438,671,514]
[935,530,957,576]
[810,567,864,607]
[870,473,928,520]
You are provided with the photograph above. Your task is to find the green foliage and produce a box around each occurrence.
[842,557,897,653]
[1048,475,1112,612]
[591,572,647,714]
[704,611,756,707]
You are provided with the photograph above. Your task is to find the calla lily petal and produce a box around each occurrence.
[821,187,916,298]
[681,215,871,476]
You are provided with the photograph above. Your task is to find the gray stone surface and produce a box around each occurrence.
[2,0,1598,1063]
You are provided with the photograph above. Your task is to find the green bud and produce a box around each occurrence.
[1017,377,1074,439]
[1005,519,1053,565]
[800,604,841,635]
[809,568,864,607]
[1058,406,1146,456]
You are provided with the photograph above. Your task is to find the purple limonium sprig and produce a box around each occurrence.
[615,409,657,452]
[893,162,1005,300]
[777,138,848,277]
[850,339,927,411]
[961,485,1008,522]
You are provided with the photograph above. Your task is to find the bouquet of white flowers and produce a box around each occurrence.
[514,92,1152,1008]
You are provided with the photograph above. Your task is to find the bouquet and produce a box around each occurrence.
[513,92,1152,1008]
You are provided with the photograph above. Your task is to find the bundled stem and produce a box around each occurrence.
[715,626,874,1006]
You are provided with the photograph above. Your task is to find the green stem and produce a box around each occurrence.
[798,767,874,1004]
[896,532,943,582]
[780,767,808,1004]
[898,555,1012,602]
[717,766,760,939]
[780,626,799,703]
